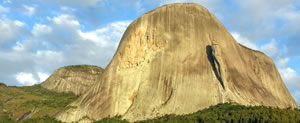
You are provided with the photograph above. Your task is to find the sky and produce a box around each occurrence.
[0,0,299,105]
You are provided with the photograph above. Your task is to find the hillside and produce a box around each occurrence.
[41,65,104,95]
[0,83,78,122]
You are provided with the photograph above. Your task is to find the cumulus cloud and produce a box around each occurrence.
[2,0,11,4]
[0,17,28,44]
[32,24,52,37]
[16,72,38,86]
[277,57,300,90]
[78,20,130,47]
[38,72,49,82]
[0,5,9,13]
[12,41,25,52]
[23,5,36,16]
[32,15,81,48]
[0,13,130,86]
[15,71,48,85]
[231,32,258,50]
[53,0,102,7]
[60,6,76,12]
[260,40,279,58]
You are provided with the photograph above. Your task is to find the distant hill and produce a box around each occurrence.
[41,65,104,95]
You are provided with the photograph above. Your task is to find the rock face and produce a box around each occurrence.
[42,65,104,95]
[57,3,297,122]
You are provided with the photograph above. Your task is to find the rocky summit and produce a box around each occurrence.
[42,65,104,95]
[45,3,298,122]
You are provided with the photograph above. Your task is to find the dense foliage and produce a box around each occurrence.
[94,116,129,123]
[94,103,300,123]
[137,103,300,123]
[63,65,102,72]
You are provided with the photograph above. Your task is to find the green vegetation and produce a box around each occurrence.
[0,83,78,122]
[0,114,63,123]
[63,65,102,72]
[0,83,6,87]
[136,103,300,123]
[94,103,300,123]
[94,116,129,123]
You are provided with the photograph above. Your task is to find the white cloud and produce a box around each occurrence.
[38,72,49,82]
[2,0,11,4]
[277,57,289,68]
[60,6,76,12]
[12,42,25,52]
[0,17,27,43]
[277,57,300,90]
[52,14,80,26]
[135,0,145,13]
[280,67,300,87]
[32,15,81,45]
[0,5,9,13]
[53,0,102,7]
[35,50,64,64]
[16,72,38,86]
[292,90,300,105]
[78,20,130,47]
[23,5,36,16]
[260,40,279,58]
[231,32,258,50]
[32,24,52,37]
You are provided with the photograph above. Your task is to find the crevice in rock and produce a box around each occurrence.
[206,45,225,89]
[161,88,174,107]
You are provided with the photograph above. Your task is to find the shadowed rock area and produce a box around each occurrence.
[42,65,104,95]
[206,45,224,89]
[56,3,297,122]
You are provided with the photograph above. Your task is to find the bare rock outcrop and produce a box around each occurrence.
[42,65,103,95]
[57,3,297,122]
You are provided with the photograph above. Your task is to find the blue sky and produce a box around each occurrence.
[0,0,300,105]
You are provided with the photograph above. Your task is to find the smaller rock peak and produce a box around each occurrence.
[41,65,104,95]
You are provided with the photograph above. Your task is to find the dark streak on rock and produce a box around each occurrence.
[206,45,225,89]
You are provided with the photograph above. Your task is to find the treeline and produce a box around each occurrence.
[136,103,300,123]
[95,103,300,123]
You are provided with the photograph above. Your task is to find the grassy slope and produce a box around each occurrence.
[0,83,78,123]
